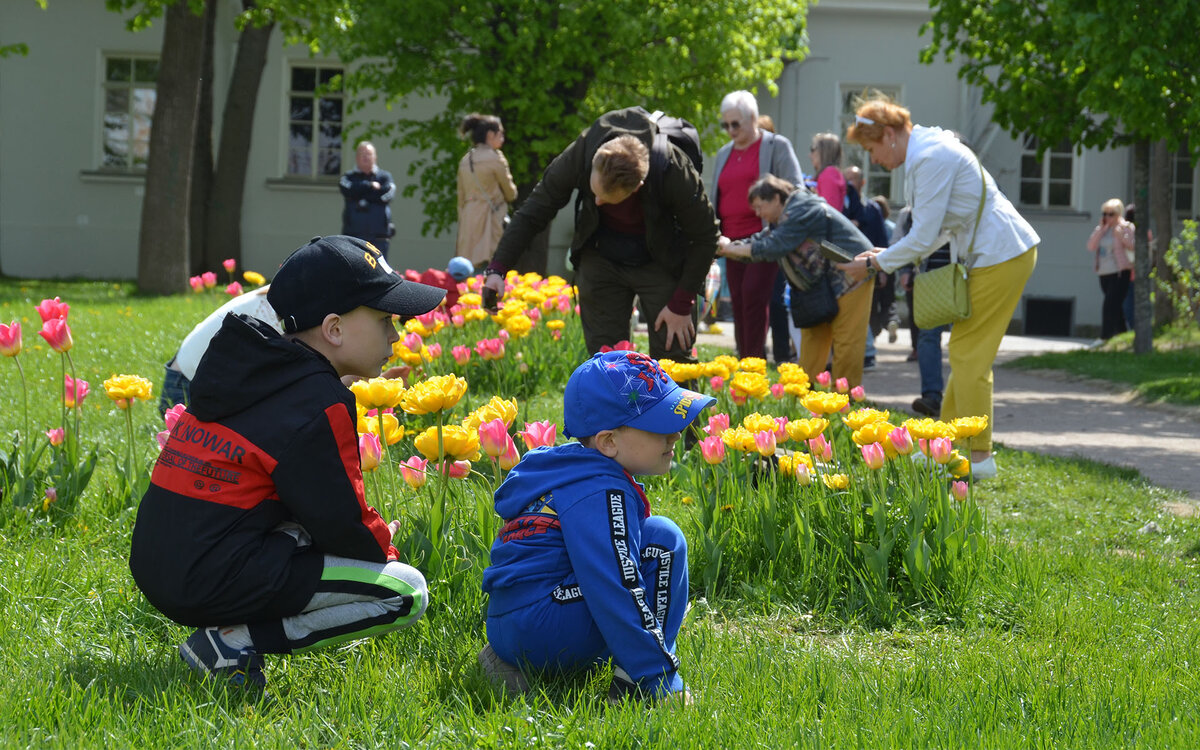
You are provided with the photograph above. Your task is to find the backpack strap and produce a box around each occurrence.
[648,110,669,195]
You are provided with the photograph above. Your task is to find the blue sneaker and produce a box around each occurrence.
[179,627,266,689]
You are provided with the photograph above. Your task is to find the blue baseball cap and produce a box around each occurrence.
[446,256,474,281]
[563,351,715,439]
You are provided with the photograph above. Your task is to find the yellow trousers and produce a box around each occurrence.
[942,247,1038,453]
[799,280,873,389]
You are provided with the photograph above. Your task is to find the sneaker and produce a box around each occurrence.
[478,643,530,694]
[179,626,266,689]
[911,396,941,417]
[887,320,899,343]
[862,356,876,372]
[971,455,998,480]
[607,666,640,705]
[906,350,919,362]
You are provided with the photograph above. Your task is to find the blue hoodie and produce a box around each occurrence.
[482,442,682,692]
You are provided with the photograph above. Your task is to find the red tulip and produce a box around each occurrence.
[452,345,471,365]
[225,282,243,296]
[0,320,21,357]
[35,297,70,322]
[63,374,89,408]
[39,318,73,353]
[45,428,65,446]
[222,258,237,273]
[189,276,204,293]
[518,420,557,450]
[201,271,217,289]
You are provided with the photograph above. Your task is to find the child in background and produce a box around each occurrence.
[479,350,714,703]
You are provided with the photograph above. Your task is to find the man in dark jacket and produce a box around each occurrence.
[130,236,444,689]
[483,107,719,361]
[340,142,396,257]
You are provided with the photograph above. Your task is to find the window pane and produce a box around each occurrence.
[1022,134,1039,151]
[1020,154,1041,179]
[1176,187,1193,212]
[1049,156,1072,180]
[319,123,341,149]
[291,67,316,92]
[290,122,313,145]
[1019,182,1041,206]
[319,97,343,123]
[288,143,312,176]
[1048,182,1071,206]
[132,88,156,118]
[1053,138,1072,153]
[319,149,342,176]
[319,68,342,90]
[105,88,129,114]
[1175,159,1192,182]
[106,58,131,82]
[103,112,130,165]
[289,96,313,122]
[133,58,159,82]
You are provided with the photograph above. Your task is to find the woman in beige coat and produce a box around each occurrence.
[457,114,518,269]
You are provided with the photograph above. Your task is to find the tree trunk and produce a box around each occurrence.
[135,0,212,295]
[189,1,217,276]
[203,12,275,274]
[1132,139,1153,354]
[1149,139,1175,327]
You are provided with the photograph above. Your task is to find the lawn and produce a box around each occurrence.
[2,278,1199,748]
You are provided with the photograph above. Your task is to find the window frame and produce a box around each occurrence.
[99,53,159,173]
[284,62,346,180]
[837,83,904,205]
[1018,134,1077,211]
[1171,144,1198,223]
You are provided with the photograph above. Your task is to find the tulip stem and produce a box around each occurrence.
[67,352,81,449]
[14,357,30,445]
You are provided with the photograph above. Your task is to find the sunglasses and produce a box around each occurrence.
[720,120,742,132]
[1102,211,1117,217]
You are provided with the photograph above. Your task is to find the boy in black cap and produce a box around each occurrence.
[130,236,445,689]
[479,350,714,703]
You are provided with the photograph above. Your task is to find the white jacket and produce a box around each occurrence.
[876,125,1039,273]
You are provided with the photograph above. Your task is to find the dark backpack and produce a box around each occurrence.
[648,110,703,193]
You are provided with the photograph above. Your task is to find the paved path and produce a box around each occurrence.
[690,326,1200,505]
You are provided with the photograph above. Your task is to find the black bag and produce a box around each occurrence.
[789,272,839,329]
[648,111,704,192]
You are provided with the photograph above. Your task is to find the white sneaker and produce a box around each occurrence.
[887,320,899,343]
[971,455,998,480]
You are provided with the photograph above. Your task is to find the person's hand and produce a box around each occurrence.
[370,181,381,190]
[654,307,695,352]
[717,235,732,251]
[837,250,879,283]
[387,519,402,538]
[718,241,751,260]
[381,365,412,385]
[899,270,913,291]
[482,272,505,311]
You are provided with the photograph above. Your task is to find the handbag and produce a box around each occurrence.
[912,157,987,330]
[789,272,839,328]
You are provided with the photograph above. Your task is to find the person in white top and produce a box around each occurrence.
[838,97,1040,480]
[1086,198,1135,339]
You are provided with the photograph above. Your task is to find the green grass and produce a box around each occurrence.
[3,280,1200,747]
[1007,327,1200,407]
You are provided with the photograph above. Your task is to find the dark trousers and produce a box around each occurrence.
[768,273,793,364]
[1099,270,1131,339]
[726,258,779,359]
[575,252,698,362]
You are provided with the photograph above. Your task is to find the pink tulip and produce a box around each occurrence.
[850,385,866,402]
[519,420,557,450]
[698,435,726,464]
[404,332,423,351]
[754,430,777,457]
[200,271,217,288]
[478,418,510,458]
[808,434,832,461]
[770,383,786,399]
[189,276,204,292]
[860,442,886,470]
[438,459,472,479]
[558,296,572,313]
[574,304,581,315]
[39,318,73,353]
[452,345,472,365]
[709,375,725,391]
[45,428,64,446]
[729,387,747,406]
[401,456,429,489]
[795,461,813,486]
[475,337,506,360]
[44,487,57,503]
[0,320,21,357]
[155,430,170,450]
[835,377,849,394]
[918,438,929,455]
[527,308,541,322]
[35,297,70,323]
[773,416,789,440]
[498,329,510,342]
[416,310,440,328]
[452,314,466,327]
[498,438,521,471]
[223,258,236,273]
[888,426,914,456]
[225,282,243,296]
[930,437,954,464]
[359,432,383,472]
[552,330,562,341]
[427,342,442,359]
[816,370,831,388]
[63,374,89,408]
[950,480,969,502]
[704,413,730,437]
[163,403,187,432]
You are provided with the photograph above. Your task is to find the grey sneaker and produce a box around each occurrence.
[179,626,266,689]
[478,644,530,694]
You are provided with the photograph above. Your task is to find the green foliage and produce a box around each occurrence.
[1153,219,1200,337]
[921,0,1200,159]
[315,0,810,235]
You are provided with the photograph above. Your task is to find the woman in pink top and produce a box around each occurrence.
[1086,197,1135,339]
[809,133,846,210]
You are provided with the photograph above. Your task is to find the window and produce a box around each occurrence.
[839,84,902,203]
[102,56,158,170]
[1019,135,1075,209]
[1171,144,1197,220]
[287,65,344,178]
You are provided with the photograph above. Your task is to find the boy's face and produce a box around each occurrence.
[604,426,680,476]
[330,305,399,378]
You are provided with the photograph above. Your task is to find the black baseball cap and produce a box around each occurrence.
[268,235,446,333]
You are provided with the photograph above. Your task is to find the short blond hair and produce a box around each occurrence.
[845,96,913,146]
[1102,198,1126,217]
[592,136,649,195]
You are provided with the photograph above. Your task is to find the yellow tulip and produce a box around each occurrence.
[821,473,850,490]
[458,292,483,308]
[903,418,957,441]
[102,374,153,406]
[778,451,813,479]
[242,270,266,286]
[843,408,890,431]
[350,377,406,409]
[951,416,988,439]
[414,424,481,461]
[719,426,758,453]
[785,417,829,442]
[801,391,849,415]
[359,411,405,446]
[502,314,534,338]
[730,371,771,401]
[546,319,566,331]
[741,412,779,434]
[851,421,893,447]
[401,375,468,415]
[463,396,520,431]
[737,357,767,374]
[783,382,810,397]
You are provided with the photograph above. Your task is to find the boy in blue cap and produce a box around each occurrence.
[479,350,714,702]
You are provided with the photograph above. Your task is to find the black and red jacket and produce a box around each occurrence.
[130,314,396,627]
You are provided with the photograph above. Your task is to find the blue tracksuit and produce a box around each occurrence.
[481,442,688,696]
